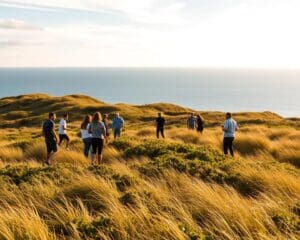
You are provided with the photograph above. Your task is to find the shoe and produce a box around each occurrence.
[44,161,51,166]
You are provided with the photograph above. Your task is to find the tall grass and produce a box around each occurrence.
[0,121,299,239]
[0,147,24,162]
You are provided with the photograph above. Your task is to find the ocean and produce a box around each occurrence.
[0,68,299,117]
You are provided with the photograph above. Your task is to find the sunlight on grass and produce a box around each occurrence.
[0,94,299,239]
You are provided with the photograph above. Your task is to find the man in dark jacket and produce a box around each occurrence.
[155,112,165,139]
[42,112,58,165]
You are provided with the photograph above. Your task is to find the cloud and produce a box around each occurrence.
[0,40,22,47]
[0,0,155,12]
[0,0,188,25]
[0,22,168,66]
[1,0,300,67]
[127,2,188,25]
[0,19,41,30]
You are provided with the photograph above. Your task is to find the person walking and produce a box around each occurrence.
[196,114,204,133]
[112,113,125,139]
[222,112,238,156]
[80,115,92,158]
[187,113,197,130]
[58,113,70,150]
[89,112,108,165]
[155,112,165,138]
[102,114,110,138]
[42,112,58,165]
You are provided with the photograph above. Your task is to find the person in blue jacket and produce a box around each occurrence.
[112,113,125,139]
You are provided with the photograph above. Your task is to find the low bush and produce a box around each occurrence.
[0,164,69,186]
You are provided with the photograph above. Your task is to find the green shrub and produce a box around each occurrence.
[179,224,212,240]
[73,216,119,239]
[120,191,138,206]
[271,212,300,233]
[112,173,134,192]
[87,165,115,178]
[123,139,224,162]
[110,138,136,151]
[0,164,69,186]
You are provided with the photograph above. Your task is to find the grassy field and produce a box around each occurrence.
[0,94,299,240]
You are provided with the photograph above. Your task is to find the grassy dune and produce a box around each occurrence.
[0,94,299,240]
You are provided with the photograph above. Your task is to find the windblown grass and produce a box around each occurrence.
[235,133,272,155]
[0,94,299,239]
[25,141,47,162]
[0,146,23,162]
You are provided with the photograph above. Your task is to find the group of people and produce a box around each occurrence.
[42,112,124,165]
[155,112,205,139]
[42,111,237,166]
[80,112,124,165]
[187,113,205,133]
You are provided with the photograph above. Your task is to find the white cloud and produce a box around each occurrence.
[0,22,164,66]
[0,0,188,25]
[0,18,41,30]
[1,0,300,67]
[0,0,158,12]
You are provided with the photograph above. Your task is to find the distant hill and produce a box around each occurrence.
[0,93,297,128]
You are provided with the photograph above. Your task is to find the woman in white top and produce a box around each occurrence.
[80,115,92,158]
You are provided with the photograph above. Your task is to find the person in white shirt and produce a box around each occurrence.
[222,112,238,156]
[80,115,92,158]
[58,114,70,150]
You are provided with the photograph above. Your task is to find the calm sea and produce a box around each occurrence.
[0,68,299,117]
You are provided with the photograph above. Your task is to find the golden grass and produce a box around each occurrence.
[168,128,202,144]
[0,149,298,239]
[235,133,272,155]
[53,150,89,166]
[0,147,24,162]
[0,95,299,239]
[25,141,47,161]
[136,128,155,137]
[0,205,53,240]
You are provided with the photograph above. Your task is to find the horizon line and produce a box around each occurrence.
[1,66,300,71]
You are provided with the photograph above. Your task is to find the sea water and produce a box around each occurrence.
[0,68,299,117]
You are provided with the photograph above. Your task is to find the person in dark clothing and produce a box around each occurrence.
[42,112,58,165]
[102,114,110,138]
[155,112,165,139]
[196,114,204,133]
[223,137,235,156]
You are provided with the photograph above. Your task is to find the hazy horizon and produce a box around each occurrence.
[1,68,299,117]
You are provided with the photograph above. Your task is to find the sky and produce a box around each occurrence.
[0,0,300,68]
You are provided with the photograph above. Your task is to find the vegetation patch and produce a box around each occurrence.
[0,164,71,186]
[73,216,119,239]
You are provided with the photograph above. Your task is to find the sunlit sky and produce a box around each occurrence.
[1,0,300,67]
